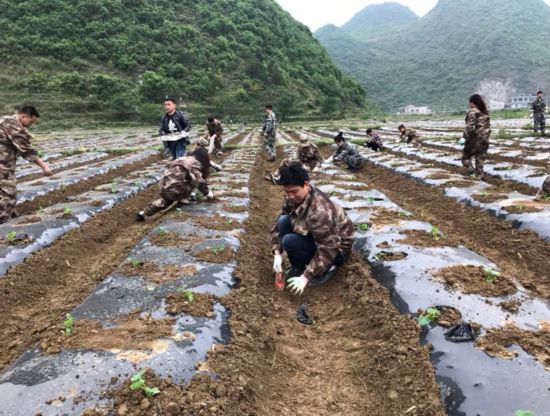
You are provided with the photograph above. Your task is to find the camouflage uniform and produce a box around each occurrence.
[399,128,419,144]
[262,111,277,160]
[531,97,546,134]
[143,156,209,216]
[297,142,323,170]
[462,108,491,177]
[537,174,550,198]
[0,115,39,223]
[271,185,355,280]
[333,142,364,170]
[205,119,224,153]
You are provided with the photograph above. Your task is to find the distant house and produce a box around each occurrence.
[509,94,536,109]
[398,105,432,115]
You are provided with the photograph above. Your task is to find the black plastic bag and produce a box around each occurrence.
[444,321,476,343]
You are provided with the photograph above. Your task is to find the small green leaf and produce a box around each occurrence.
[63,207,73,215]
[130,369,146,382]
[417,315,432,327]
[130,378,145,390]
[143,386,161,396]
[157,227,168,236]
[515,411,535,416]
[6,231,17,243]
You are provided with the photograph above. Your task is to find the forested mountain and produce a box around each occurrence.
[0,0,366,123]
[316,0,550,112]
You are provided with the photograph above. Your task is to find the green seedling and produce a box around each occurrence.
[483,267,501,283]
[227,218,234,224]
[110,182,118,193]
[63,207,73,215]
[5,231,17,243]
[417,307,440,327]
[398,211,410,218]
[430,226,443,240]
[128,258,143,267]
[130,369,161,397]
[356,223,370,233]
[37,205,45,214]
[210,243,225,254]
[62,313,74,336]
[177,285,194,303]
[156,227,168,236]
[37,150,46,158]
[515,411,535,416]
[367,196,375,205]
[374,252,386,261]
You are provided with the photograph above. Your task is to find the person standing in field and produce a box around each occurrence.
[205,116,223,157]
[262,104,277,161]
[531,90,546,135]
[159,97,191,160]
[462,94,491,180]
[0,106,52,223]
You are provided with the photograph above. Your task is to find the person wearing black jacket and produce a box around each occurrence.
[159,97,191,159]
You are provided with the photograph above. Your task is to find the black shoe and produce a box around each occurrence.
[284,266,304,281]
[135,213,145,222]
[308,265,337,288]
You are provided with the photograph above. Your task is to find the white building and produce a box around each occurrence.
[509,94,535,109]
[398,105,432,115]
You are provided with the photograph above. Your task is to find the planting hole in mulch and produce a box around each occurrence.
[396,229,455,247]
[222,204,248,213]
[504,205,542,214]
[191,214,241,231]
[471,192,508,203]
[426,173,451,180]
[370,208,406,226]
[165,292,217,317]
[439,180,478,188]
[149,231,202,248]
[374,250,408,261]
[433,265,517,297]
[192,245,235,263]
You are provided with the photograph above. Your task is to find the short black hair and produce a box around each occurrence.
[265,104,273,110]
[164,97,177,104]
[334,132,345,142]
[207,116,214,123]
[278,161,309,186]
[537,90,544,95]
[366,128,373,134]
[189,146,211,179]
[18,106,40,118]
[398,124,405,130]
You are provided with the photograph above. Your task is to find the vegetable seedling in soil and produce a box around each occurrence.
[130,369,161,397]
[63,207,73,215]
[367,196,375,205]
[417,307,440,327]
[483,267,501,284]
[356,223,369,233]
[128,258,143,267]
[210,243,226,254]
[62,313,74,336]
[177,285,194,303]
[5,231,17,243]
[110,182,118,193]
[515,411,535,416]
[398,211,410,218]
[430,226,444,241]
[156,227,168,237]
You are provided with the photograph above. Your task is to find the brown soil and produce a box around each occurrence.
[433,265,517,297]
[16,153,162,215]
[426,173,452,180]
[148,231,189,247]
[165,292,217,317]
[370,207,404,226]
[222,204,248,213]
[14,215,41,224]
[499,299,521,313]
[191,213,241,231]
[397,229,457,247]
[434,306,462,328]
[377,241,391,249]
[39,314,174,355]
[318,145,550,299]
[0,184,176,370]
[118,261,197,284]
[192,246,235,263]
[504,205,542,214]
[97,145,443,416]
[476,322,550,369]
[438,180,478,188]
[375,250,408,261]
[471,192,508,203]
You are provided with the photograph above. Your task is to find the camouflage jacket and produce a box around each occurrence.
[271,186,355,280]
[333,142,360,162]
[297,143,323,164]
[160,155,208,197]
[205,119,223,139]
[532,97,546,115]
[262,112,277,137]
[0,115,39,180]
[399,129,418,142]
[464,108,491,141]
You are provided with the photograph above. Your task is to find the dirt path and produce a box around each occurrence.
[182,142,444,415]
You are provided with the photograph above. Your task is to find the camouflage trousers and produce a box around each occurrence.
[143,185,193,216]
[462,137,489,176]
[0,184,17,224]
[533,114,545,133]
[263,134,276,160]
[538,175,550,198]
[343,155,364,169]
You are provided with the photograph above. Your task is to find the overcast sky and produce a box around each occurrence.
[274,0,550,31]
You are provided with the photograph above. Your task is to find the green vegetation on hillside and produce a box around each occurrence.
[316,0,550,112]
[0,0,366,126]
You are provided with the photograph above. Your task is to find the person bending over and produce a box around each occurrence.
[271,161,355,295]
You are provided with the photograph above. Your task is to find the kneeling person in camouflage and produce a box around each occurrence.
[136,147,213,221]
[0,106,52,223]
[296,134,323,170]
[271,161,355,295]
[332,132,364,171]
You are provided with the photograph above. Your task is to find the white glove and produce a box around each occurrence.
[325,155,334,163]
[530,111,534,119]
[312,166,320,173]
[287,275,308,295]
[206,190,214,200]
[273,254,283,274]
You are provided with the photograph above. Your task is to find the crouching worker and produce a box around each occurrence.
[271,161,355,295]
[297,134,323,170]
[136,147,213,221]
[535,175,550,200]
[365,128,383,151]
[332,132,364,171]
[398,124,420,145]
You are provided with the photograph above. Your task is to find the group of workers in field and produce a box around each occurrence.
[1,95,548,295]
